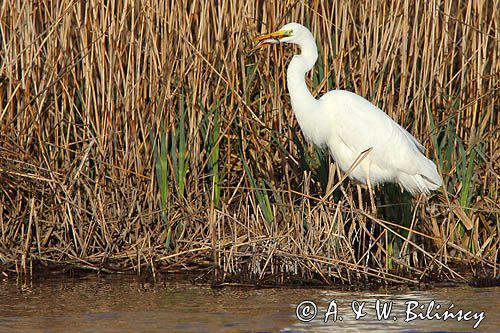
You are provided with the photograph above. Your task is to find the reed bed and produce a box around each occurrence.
[0,0,498,285]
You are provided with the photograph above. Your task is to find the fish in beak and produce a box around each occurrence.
[248,29,293,55]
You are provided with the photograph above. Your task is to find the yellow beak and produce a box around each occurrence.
[254,29,291,43]
[248,29,292,55]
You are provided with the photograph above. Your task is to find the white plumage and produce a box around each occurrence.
[254,22,442,195]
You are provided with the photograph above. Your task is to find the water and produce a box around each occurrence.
[0,274,498,332]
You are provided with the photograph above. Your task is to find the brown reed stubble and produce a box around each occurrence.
[0,0,498,283]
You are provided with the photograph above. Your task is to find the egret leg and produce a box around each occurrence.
[366,174,377,216]
[365,169,377,268]
[356,184,364,210]
[355,183,367,269]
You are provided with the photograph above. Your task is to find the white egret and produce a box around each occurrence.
[253,23,442,197]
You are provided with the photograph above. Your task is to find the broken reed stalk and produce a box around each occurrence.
[0,0,498,285]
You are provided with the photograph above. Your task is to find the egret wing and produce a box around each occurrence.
[321,90,425,174]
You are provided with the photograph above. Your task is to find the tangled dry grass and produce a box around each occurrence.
[0,0,498,285]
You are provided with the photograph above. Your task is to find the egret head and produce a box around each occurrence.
[252,22,310,51]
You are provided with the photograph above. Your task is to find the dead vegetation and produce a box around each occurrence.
[0,0,498,285]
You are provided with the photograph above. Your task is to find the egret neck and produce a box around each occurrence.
[285,32,324,146]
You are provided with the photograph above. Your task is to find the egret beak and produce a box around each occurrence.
[247,29,292,56]
[254,29,292,43]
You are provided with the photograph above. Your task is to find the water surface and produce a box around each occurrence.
[0,275,498,332]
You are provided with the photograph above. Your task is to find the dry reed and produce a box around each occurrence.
[0,0,498,285]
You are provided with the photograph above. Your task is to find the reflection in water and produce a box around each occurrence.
[0,275,498,332]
